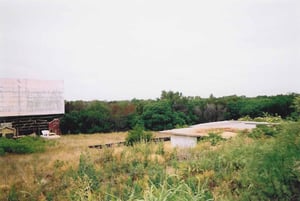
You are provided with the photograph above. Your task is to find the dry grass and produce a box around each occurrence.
[1,123,295,201]
[0,131,169,192]
[0,131,219,200]
[0,132,127,190]
[195,128,243,135]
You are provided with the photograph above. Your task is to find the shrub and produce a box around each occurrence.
[238,122,300,200]
[248,128,264,139]
[249,124,281,138]
[239,113,283,123]
[0,136,47,154]
[257,124,280,137]
[203,132,225,146]
[125,124,153,146]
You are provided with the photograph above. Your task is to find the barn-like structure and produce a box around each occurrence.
[0,78,64,136]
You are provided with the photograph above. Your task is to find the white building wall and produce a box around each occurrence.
[0,79,64,117]
[171,135,197,148]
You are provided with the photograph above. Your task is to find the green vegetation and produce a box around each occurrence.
[60,91,298,134]
[0,136,48,155]
[238,112,284,123]
[292,96,300,119]
[2,91,300,200]
[1,121,299,200]
[204,132,226,146]
[125,124,153,145]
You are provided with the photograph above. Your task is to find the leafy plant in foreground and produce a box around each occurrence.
[237,122,300,200]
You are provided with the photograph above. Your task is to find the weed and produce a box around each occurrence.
[156,142,165,155]
[78,154,99,191]
[8,185,19,201]
[144,176,213,201]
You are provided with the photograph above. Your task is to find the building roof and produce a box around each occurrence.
[160,120,277,137]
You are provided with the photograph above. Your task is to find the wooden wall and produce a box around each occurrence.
[0,114,63,135]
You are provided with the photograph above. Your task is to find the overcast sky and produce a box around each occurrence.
[1,0,299,101]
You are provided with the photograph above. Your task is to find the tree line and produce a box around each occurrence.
[60,91,299,134]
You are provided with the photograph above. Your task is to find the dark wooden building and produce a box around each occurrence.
[0,79,64,136]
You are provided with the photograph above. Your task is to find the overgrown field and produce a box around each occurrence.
[0,123,300,201]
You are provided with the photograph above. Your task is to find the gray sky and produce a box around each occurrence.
[1,0,299,100]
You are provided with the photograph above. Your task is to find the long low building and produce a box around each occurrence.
[160,120,277,148]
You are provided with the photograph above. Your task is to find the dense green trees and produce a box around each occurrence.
[226,95,295,119]
[60,92,299,134]
[60,100,135,134]
[292,96,300,114]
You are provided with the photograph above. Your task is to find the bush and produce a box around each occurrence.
[208,132,225,146]
[0,136,47,154]
[249,124,281,138]
[200,132,225,146]
[248,127,264,139]
[239,113,283,123]
[238,122,300,200]
[125,124,153,146]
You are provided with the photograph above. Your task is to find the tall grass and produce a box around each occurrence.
[0,124,299,200]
